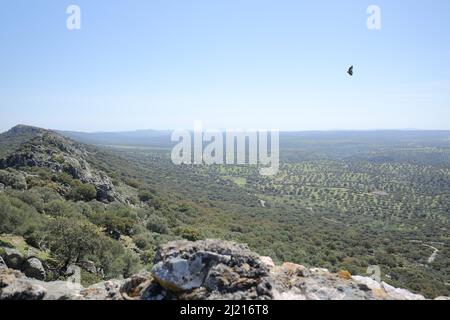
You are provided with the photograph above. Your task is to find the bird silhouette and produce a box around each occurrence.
[347,65,353,76]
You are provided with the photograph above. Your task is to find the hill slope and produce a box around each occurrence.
[0,126,126,203]
[1,125,449,299]
[0,125,173,285]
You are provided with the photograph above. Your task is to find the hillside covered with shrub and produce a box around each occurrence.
[0,125,202,285]
[1,125,449,298]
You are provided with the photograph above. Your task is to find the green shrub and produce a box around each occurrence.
[45,217,102,267]
[26,176,46,188]
[53,172,77,186]
[0,193,45,235]
[0,169,27,190]
[138,189,154,202]
[80,270,103,287]
[51,154,65,164]
[96,239,142,278]
[132,232,153,250]
[141,249,156,266]
[126,179,142,189]
[70,184,97,202]
[14,190,45,213]
[150,198,162,210]
[175,227,204,241]
[146,216,169,234]
[44,200,76,217]
[177,204,192,213]
[36,168,53,180]
[91,211,135,236]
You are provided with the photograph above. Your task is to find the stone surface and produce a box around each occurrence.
[337,270,352,280]
[22,258,46,281]
[0,257,7,269]
[380,281,425,300]
[0,269,46,300]
[120,273,152,300]
[260,256,275,269]
[281,262,308,277]
[2,248,24,270]
[42,281,84,300]
[80,280,124,300]
[151,240,271,300]
[152,257,205,291]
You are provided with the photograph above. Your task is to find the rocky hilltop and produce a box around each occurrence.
[0,125,123,203]
[1,239,447,300]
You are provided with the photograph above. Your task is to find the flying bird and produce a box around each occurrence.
[347,65,353,76]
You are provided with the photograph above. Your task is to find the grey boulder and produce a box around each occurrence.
[0,269,46,300]
[22,258,46,281]
[150,239,271,299]
[152,257,206,292]
[2,248,24,270]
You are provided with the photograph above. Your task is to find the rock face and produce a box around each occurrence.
[0,240,447,300]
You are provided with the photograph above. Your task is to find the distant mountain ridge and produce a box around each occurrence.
[60,129,173,148]
[60,128,450,149]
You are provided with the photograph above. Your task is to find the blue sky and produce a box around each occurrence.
[1,0,449,132]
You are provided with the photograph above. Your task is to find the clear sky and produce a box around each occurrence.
[1,0,449,132]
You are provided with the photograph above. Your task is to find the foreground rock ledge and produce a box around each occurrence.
[0,240,448,300]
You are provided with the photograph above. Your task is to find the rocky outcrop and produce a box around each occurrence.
[146,240,432,300]
[150,240,271,300]
[0,240,447,300]
[0,127,124,203]
[79,280,124,300]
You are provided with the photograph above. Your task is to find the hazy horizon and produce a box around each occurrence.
[3,123,450,135]
[1,1,450,132]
